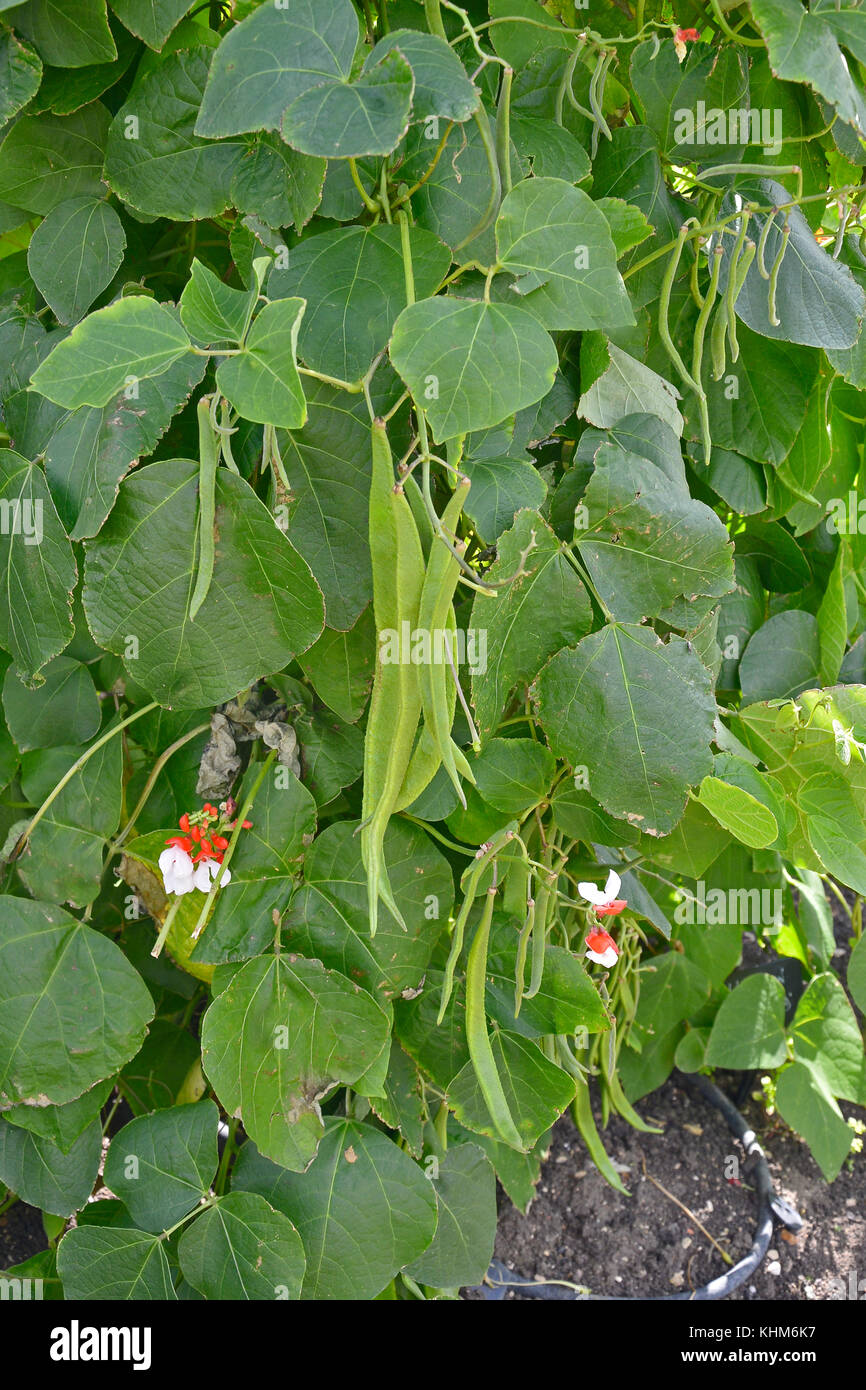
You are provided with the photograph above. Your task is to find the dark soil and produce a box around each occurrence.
[0,1198,47,1270]
[470,1077,865,1300]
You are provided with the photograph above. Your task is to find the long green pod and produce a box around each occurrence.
[362,420,425,936]
[599,1019,661,1133]
[189,397,218,622]
[692,243,723,464]
[466,884,524,1149]
[525,863,555,1000]
[439,823,518,1023]
[658,223,702,395]
[724,208,751,363]
[418,476,473,805]
[571,1073,629,1195]
[513,895,535,1017]
[710,295,729,381]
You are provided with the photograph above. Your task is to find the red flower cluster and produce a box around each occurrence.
[165,801,252,867]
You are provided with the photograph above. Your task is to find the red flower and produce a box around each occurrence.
[595,899,627,916]
[675,27,699,41]
[165,834,192,853]
[212,834,229,851]
[178,812,190,833]
[585,926,620,969]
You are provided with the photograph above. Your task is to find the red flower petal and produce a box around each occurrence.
[165,835,192,852]
[585,927,619,955]
[178,813,190,833]
[212,835,229,851]
[596,899,627,916]
[191,825,201,842]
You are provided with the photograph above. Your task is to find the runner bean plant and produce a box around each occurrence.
[0,0,865,1301]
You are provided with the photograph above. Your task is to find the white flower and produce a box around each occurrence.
[577,868,622,909]
[193,858,232,892]
[159,845,197,896]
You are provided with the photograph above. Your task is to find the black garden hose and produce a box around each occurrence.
[471,1071,803,1302]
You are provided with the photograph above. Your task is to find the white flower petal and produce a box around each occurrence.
[603,869,621,901]
[585,946,618,968]
[578,881,606,905]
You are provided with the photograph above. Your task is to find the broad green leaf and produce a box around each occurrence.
[270,224,450,384]
[390,296,558,441]
[0,25,41,122]
[550,782,640,848]
[178,1191,306,1300]
[695,778,779,850]
[470,510,591,744]
[104,48,247,220]
[368,29,478,123]
[283,817,453,1001]
[230,133,325,233]
[17,732,121,908]
[462,454,547,541]
[293,707,363,807]
[394,968,469,1092]
[0,449,76,684]
[179,257,256,345]
[83,460,324,708]
[675,921,743,990]
[104,1102,219,1233]
[2,654,99,749]
[739,611,820,703]
[799,769,866,895]
[591,125,688,308]
[31,296,192,410]
[704,973,788,1069]
[790,972,866,1103]
[14,0,115,67]
[109,0,191,50]
[3,1077,112,1153]
[44,352,207,540]
[276,380,376,631]
[630,39,750,161]
[195,0,360,138]
[574,443,733,622]
[281,49,414,160]
[125,764,318,966]
[57,1226,178,1300]
[0,897,154,1108]
[0,1115,101,1216]
[32,20,138,115]
[403,1143,496,1288]
[775,1060,853,1181]
[231,1120,438,1300]
[536,624,716,835]
[495,177,633,331]
[297,608,374,723]
[216,297,306,429]
[710,752,792,852]
[201,953,391,1171]
[674,1028,710,1073]
[485,932,609,1040]
[575,411,687,491]
[472,737,556,815]
[400,116,495,252]
[751,0,866,127]
[695,321,819,468]
[0,101,110,213]
[448,1029,576,1151]
[510,110,591,183]
[27,196,125,325]
[578,336,683,436]
[630,951,712,1038]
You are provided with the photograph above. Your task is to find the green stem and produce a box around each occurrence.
[495,66,513,198]
[12,703,158,861]
[214,1117,239,1195]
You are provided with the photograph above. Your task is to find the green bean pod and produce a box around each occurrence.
[513,895,535,1017]
[466,884,524,1149]
[692,244,723,464]
[724,210,751,363]
[710,296,729,381]
[659,223,702,396]
[362,420,425,937]
[418,476,474,806]
[189,397,218,622]
[571,1073,629,1195]
[439,823,518,1023]
[767,222,790,327]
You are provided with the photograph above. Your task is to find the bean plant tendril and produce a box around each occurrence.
[0,0,863,1316]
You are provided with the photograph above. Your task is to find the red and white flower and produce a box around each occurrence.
[577,868,627,917]
[584,926,620,969]
[159,802,243,896]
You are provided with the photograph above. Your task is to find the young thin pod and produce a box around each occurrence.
[439,822,518,1023]
[189,396,218,622]
[767,222,790,327]
[658,223,703,397]
[570,1071,629,1196]
[466,883,524,1149]
[692,244,723,465]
